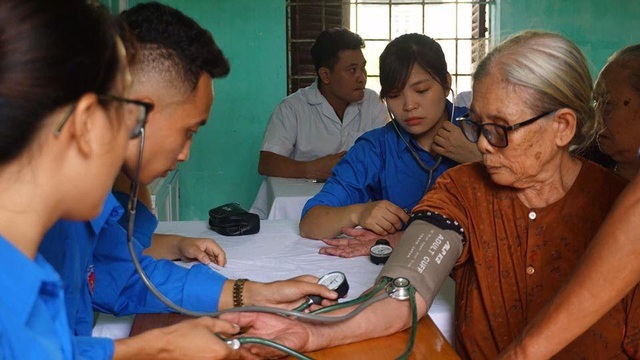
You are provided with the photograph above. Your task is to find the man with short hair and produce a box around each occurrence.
[39,3,336,359]
[258,27,387,180]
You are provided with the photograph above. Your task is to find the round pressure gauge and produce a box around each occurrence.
[370,239,393,265]
[307,271,350,305]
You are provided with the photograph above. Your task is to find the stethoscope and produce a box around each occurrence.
[124,128,420,359]
[386,91,456,192]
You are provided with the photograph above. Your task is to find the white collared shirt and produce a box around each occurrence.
[261,80,387,161]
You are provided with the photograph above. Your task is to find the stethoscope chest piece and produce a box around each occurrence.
[387,277,411,301]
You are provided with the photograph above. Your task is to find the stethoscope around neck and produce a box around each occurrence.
[385,92,456,192]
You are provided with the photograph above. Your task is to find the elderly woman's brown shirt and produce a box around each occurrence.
[415,158,640,359]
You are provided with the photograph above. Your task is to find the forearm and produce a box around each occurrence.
[454,146,482,164]
[143,233,181,260]
[114,334,170,360]
[441,141,481,164]
[504,176,640,359]
[258,151,312,179]
[217,279,270,310]
[300,204,365,239]
[305,295,427,352]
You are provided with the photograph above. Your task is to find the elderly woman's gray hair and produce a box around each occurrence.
[473,31,594,151]
[608,44,640,94]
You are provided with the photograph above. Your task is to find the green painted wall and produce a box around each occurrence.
[118,0,638,220]
[493,0,640,76]
[98,0,120,12]
[129,0,286,220]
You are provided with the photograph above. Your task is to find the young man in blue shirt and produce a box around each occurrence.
[38,3,336,359]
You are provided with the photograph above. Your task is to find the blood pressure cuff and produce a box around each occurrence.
[378,211,465,308]
[208,202,260,236]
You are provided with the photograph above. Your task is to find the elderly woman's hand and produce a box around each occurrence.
[318,227,404,258]
[432,121,482,163]
[318,227,382,257]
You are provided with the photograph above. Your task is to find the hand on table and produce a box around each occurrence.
[178,236,227,266]
[356,200,409,236]
[432,121,482,163]
[319,227,384,258]
[244,275,339,309]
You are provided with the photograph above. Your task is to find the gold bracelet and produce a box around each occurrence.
[233,278,247,307]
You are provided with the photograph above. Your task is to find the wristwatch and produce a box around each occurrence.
[370,239,393,265]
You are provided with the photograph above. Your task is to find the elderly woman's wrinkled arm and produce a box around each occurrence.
[500,173,640,359]
[222,290,428,357]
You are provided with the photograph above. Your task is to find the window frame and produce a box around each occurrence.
[286,0,492,96]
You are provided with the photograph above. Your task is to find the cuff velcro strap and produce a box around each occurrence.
[409,211,465,243]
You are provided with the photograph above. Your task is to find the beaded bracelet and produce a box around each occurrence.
[233,278,247,307]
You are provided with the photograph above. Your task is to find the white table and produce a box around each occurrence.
[93,220,455,343]
[250,177,324,220]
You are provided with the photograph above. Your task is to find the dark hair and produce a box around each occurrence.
[379,33,449,99]
[0,0,121,165]
[310,27,365,74]
[121,2,230,91]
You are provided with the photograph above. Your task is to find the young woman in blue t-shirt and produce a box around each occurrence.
[301,33,480,240]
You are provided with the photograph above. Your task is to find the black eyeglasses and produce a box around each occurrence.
[54,95,154,139]
[457,110,554,148]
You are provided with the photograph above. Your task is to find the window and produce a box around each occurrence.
[286,0,491,96]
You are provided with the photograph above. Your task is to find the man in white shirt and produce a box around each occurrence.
[258,27,387,180]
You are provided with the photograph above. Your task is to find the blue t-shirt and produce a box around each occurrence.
[302,101,467,219]
[0,236,73,359]
[39,192,227,360]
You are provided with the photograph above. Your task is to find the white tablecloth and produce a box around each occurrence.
[93,220,455,343]
[250,177,324,220]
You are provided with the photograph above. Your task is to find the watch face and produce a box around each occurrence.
[371,244,393,256]
[317,271,346,291]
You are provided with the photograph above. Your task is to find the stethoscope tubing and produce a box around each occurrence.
[124,128,419,359]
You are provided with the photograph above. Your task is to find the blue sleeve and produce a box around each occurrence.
[0,314,73,360]
[112,191,158,248]
[73,336,114,360]
[301,129,384,218]
[91,221,227,315]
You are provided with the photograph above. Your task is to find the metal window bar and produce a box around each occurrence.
[287,0,492,94]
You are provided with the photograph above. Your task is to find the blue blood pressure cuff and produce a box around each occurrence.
[377,211,465,308]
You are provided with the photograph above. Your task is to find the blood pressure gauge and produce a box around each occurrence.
[307,271,350,305]
[370,239,393,265]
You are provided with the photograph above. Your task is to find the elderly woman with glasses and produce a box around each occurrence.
[497,44,640,360]
[226,31,640,359]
